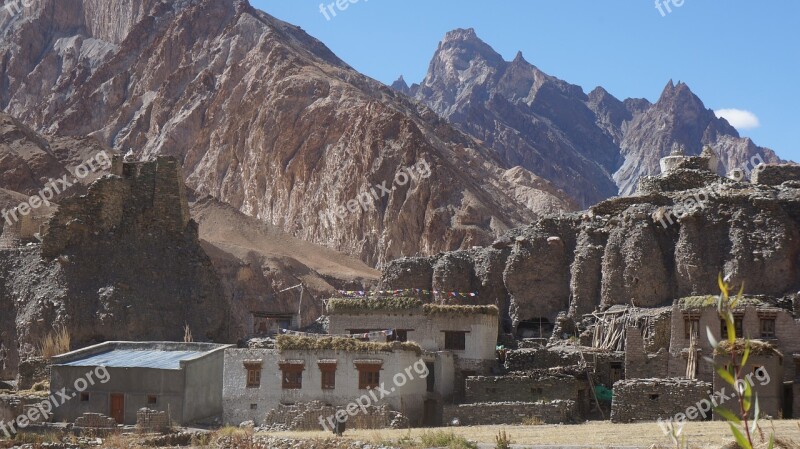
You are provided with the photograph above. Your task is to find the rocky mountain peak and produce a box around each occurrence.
[391,75,410,94]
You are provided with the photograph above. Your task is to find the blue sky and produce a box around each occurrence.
[253,1,799,161]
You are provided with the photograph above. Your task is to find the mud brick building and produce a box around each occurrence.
[326,299,500,397]
[223,337,441,427]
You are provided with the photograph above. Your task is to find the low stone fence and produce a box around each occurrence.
[444,400,577,425]
[263,401,408,431]
[611,378,712,423]
[74,412,117,430]
[0,394,49,425]
[136,408,170,433]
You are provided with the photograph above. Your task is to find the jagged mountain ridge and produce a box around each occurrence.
[398,28,782,206]
[0,0,575,267]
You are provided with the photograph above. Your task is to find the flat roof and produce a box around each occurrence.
[55,349,208,370]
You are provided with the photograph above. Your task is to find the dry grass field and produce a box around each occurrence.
[268,420,800,448]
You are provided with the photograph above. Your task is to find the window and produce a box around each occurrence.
[80,393,90,402]
[531,387,543,396]
[280,364,304,389]
[319,362,337,390]
[356,363,381,390]
[760,319,776,338]
[444,331,467,351]
[392,329,409,343]
[610,362,624,384]
[650,394,660,400]
[752,365,765,376]
[147,395,158,405]
[721,316,744,338]
[426,363,435,392]
[684,317,699,339]
[244,362,262,388]
[250,404,258,410]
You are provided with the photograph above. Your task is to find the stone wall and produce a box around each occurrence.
[74,412,117,429]
[262,401,408,431]
[625,328,669,380]
[464,375,588,415]
[136,408,171,433]
[0,394,48,426]
[610,378,712,423]
[752,164,800,186]
[16,357,49,390]
[444,400,577,425]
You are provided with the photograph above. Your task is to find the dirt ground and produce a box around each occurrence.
[267,420,800,448]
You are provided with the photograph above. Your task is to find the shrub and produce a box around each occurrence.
[495,429,513,449]
[419,430,477,449]
[38,327,71,360]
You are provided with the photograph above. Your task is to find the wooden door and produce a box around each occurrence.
[110,394,124,424]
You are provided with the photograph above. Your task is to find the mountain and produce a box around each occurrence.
[399,28,782,206]
[0,0,574,267]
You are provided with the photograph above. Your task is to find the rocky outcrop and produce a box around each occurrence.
[400,29,783,207]
[381,163,800,332]
[0,156,229,378]
[0,0,573,267]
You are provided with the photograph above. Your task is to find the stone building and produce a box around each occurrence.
[326,299,499,397]
[668,298,800,384]
[222,336,445,427]
[50,341,230,425]
[712,340,784,419]
[610,378,712,423]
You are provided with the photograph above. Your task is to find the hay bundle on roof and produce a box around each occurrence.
[276,335,423,355]
[714,339,782,357]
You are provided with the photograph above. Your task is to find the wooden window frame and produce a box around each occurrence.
[356,363,382,390]
[244,362,262,388]
[443,331,467,351]
[760,318,776,339]
[319,363,337,390]
[280,364,304,389]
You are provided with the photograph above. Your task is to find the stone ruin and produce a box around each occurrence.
[74,412,118,430]
[136,408,171,433]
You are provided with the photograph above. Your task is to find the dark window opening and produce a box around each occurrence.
[319,364,337,390]
[426,363,435,392]
[760,319,776,339]
[280,364,304,389]
[80,393,89,402]
[517,318,554,339]
[250,404,258,410]
[444,331,467,351]
[147,395,157,405]
[684,317,699,339]
[650,394,660,400]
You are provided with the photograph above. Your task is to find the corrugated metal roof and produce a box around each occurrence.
[56,349,208,370]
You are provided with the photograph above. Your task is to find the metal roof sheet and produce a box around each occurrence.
[56,349,208,370]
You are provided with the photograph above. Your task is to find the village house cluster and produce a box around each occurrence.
[3,150,800,436]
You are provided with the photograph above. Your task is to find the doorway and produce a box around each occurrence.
[110,394,125,424]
